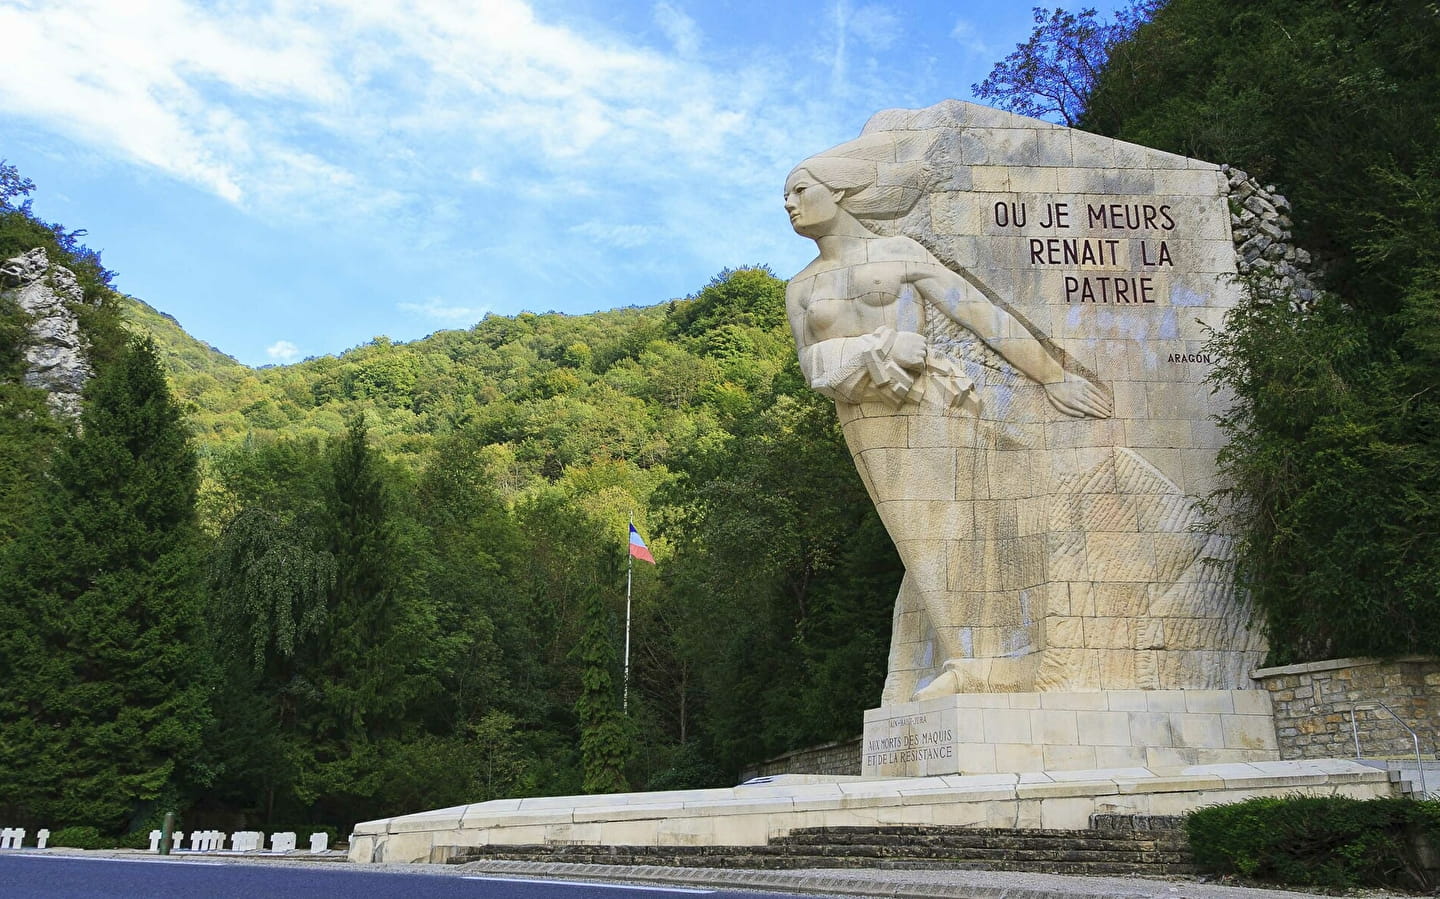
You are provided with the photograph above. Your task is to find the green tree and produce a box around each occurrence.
[411,441,519,730]
[294,412,442,821]
[576,580,631,794]
[210,508,335,671]
[974,4,1157,126]
[0,336,210,831]
[1079,0,1440,662]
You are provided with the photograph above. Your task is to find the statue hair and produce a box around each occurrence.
[790,131,933,221]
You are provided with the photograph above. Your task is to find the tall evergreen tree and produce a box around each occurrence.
[0,336,210,831]
[296,413,441,823]
[575,581,630,794]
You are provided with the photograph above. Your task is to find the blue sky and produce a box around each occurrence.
[0,0,1128,366]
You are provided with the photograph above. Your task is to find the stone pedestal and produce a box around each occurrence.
[862,690,1278,777]
[350,759,1391,863]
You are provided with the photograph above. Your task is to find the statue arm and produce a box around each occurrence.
[909,264,1112,418]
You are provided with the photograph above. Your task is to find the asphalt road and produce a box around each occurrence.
[0,855,818,899]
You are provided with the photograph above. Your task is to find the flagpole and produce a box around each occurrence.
[624,514,633,714]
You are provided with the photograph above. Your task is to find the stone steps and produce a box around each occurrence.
[446,820,1195,876]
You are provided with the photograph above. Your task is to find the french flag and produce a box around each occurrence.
[628,524,655,564]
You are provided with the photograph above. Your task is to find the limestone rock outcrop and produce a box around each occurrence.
[1223,165,1323,311]
[1,248,94,417]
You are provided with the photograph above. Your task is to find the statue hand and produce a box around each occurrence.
[889,330,928,370]
[1044,375,1113,419]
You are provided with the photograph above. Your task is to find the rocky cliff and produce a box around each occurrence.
[1,247,94,417]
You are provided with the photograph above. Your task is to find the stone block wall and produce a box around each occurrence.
[1252,657,1440,760]
[738,738,861,782]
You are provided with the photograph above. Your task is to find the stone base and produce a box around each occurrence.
[862,690,1277,777]
[349,759,1390,864]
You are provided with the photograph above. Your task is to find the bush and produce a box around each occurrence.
[45,825,164,850]
[1187,795,1440,890]
[48,826,110,850]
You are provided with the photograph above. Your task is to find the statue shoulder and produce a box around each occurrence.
[870,235,932,263]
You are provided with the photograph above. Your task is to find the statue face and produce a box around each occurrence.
[784,170,844,236]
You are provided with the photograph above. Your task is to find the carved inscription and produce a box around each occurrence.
[1168,351,1213,364]
[863,713,956,767]
[992,200,1180,304]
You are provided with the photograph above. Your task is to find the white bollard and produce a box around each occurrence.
[36,829,48,850]
[308,833,328,853]
[148,830,162,853]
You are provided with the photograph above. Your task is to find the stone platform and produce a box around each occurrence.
[349,759,1390,864]
[863,690,1278,777]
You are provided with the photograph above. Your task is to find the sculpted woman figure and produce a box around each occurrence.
[785,141,1112,700]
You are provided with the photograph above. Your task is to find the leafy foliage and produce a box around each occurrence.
[1187,795,1440,890]
[576,579,631,794]
[210,508,334,671]
[47,826,112,850]
[973,4,1158,126]
[0,159,114,306]
[0,257,888,832]
[1070,0,1440,662]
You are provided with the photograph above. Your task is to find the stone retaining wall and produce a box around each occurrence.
[738,738,861,782]
[1252,657,1440,760]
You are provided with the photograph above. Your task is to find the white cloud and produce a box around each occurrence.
[830,1,850,91]
[951,18,991,57]
[653,2,700,56]
[849,5,900,50]
[266,339,300,361]
[571,222,658,249]
[399,298,490,324]
[0,0,861,319]
[828,2,903,92]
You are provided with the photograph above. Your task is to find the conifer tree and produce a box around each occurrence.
[317,412,398,736]
[576,582,630,794]
[290,413,441,822]
[0,336,209,831]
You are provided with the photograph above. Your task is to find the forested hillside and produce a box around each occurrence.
[3,0,1437,844]
[1,161,898,836]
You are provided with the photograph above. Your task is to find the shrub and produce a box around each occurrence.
[1186,795,1440,890]
[48,826,110,850]
[45,825,161,850]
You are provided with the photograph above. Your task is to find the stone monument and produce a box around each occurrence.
[784,100,1272,776]
[345,103,1404,864]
